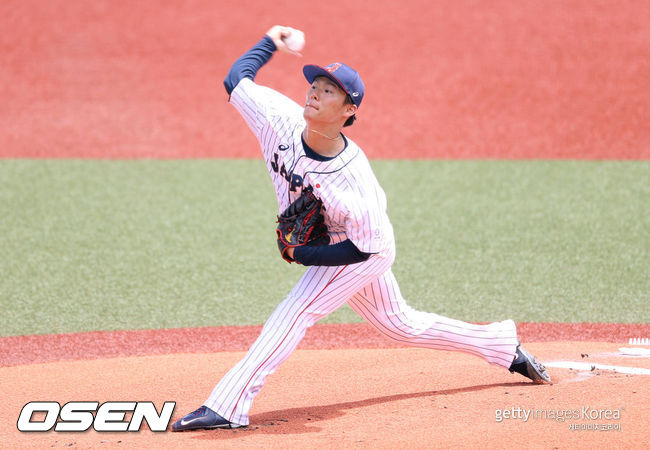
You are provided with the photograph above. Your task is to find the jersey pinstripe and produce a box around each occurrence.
[230,77,391,254]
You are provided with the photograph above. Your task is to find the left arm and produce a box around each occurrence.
[291,239,372,266]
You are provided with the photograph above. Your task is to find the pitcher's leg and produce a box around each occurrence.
[347,270,518,368]
[205,255,392,425]
[204,265,345,425]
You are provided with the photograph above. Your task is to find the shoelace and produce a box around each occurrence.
[190,406,207,417]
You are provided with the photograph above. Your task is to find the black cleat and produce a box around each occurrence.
[171,405,243,431]
[509,345,551,383]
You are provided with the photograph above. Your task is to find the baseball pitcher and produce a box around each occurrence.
[172,25,550,431]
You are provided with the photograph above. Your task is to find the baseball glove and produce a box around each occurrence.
[276,189,330,263]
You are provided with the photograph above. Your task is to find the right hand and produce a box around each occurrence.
[266,25,302,56]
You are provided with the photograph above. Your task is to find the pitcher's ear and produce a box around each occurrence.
[345,104,357,117]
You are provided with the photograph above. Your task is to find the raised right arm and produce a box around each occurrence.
[223,26,301,95]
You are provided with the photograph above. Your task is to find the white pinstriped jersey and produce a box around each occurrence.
[230,77,394,255]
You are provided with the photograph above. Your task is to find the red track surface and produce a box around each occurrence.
[1,0,649,159]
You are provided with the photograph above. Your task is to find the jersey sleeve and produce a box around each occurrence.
[229,78,304,155]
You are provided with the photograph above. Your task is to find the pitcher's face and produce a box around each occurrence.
[303,77,356,126]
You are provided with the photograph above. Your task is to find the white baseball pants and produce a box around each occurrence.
[204,251,518,426]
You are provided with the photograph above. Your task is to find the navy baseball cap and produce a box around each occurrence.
[303,62,365,107]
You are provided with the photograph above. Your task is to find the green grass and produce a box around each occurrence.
[0,160,648,336]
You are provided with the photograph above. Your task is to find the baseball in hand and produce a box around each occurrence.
[282,28,305,53]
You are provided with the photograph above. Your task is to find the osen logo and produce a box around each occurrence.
[17,401,176,432]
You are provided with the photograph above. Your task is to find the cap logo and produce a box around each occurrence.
[325,63,342,73]
[351,92,359,97]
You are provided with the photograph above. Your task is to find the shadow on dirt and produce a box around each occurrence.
[191,381,532,439]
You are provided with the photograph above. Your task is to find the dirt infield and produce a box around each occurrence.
[1,322,650,368]
[2,324,649,448]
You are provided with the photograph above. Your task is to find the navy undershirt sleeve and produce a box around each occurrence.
[224,35,277,95]
[293,239,372,266]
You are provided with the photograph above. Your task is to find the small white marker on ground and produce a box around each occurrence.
[618,347,650,357]
[546,361,650,375]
